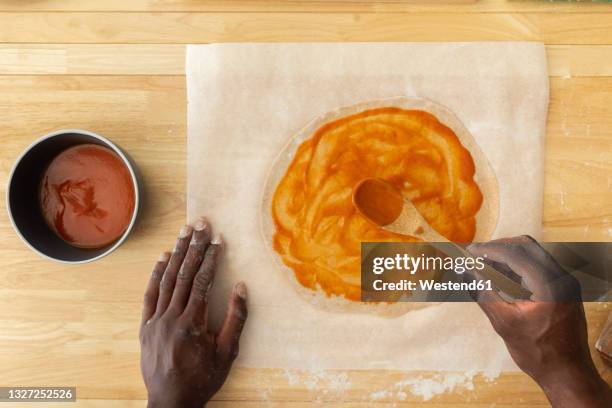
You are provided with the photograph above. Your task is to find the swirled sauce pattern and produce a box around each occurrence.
[271,108,483,301]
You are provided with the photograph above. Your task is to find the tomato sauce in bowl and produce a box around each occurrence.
[39,144,136,248]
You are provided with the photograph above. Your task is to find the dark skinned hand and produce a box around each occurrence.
[140,218,248,408]
[468,236,611,408]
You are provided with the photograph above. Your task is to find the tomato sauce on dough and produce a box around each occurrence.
[271,108,483,301]
[39,144,135,248]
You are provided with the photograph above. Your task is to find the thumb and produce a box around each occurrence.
[216,282,248,365]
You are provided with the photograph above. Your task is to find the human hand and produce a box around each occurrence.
[468,236,611,408]
[140,218,248,408]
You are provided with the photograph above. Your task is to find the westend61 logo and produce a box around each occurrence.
[360,242,611,302]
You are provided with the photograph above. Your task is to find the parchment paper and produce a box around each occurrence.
[186,43,549,373]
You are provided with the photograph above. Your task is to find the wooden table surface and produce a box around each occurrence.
[1,1,611,406]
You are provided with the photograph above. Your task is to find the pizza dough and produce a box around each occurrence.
[261,97,499,314]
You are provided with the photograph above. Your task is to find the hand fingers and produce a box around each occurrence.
[184,237,223,324]
[472,285,519,336]
[141,252,170,329]
[169,218,212,313]
[155,225,193,316]
[216,282,248,365]
[467,236,563,299]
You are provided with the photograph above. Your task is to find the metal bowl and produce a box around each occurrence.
[6,129,140,263]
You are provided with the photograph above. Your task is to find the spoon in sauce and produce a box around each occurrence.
[352,177,442,241]
[352,178,532,299]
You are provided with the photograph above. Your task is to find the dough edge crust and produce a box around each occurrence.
[260,96,500,317]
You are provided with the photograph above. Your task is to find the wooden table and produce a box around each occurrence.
[0,1,610,406]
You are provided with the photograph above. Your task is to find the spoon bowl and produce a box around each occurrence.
[352,178,443,241]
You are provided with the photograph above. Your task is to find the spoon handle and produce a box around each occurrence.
[427,241,532,300]
[395,199,532,300]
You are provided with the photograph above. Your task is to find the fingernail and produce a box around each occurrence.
[194,218,207,231]
[211,234,223,245]
[158,252,170,262]
[179,225,193,238]
[235,281,247,300]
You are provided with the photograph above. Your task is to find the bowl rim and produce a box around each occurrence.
[6,128,141,264]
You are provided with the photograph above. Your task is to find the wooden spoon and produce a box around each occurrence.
[352,178,532,299]
[352,177,444,241]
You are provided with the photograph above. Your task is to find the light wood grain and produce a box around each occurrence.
[0,1,611,406]
[1,12,612,44]
[2,44,612,77]
[19,401,555,408]
[0,44,185,75]
[0,0,610,13]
